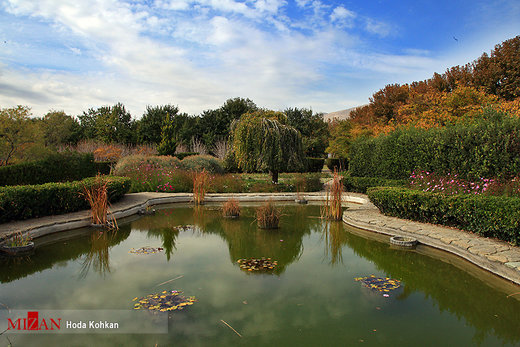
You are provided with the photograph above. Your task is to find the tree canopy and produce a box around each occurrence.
[231,111,304,183]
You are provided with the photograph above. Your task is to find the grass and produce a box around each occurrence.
[82,176,117,229]
[322,169,343,220]
[5,231,32,247]
[193,169,209,205]
[256,201,280,229]
[222,198,241,218]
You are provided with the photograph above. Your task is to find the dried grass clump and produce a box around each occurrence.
[322,169,343,220]
[222,198,241,218]
[83,176,117,229]
[193,169,209,205]
[256,201,280,229]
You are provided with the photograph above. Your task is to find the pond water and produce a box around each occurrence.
[1,203,520,346]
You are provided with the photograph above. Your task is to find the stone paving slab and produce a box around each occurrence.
[343,195,520,286]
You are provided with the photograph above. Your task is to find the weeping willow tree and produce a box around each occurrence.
[231,111,304,183]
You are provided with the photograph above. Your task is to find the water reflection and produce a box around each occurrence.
[321,221,349,266]
[79,231,114,278]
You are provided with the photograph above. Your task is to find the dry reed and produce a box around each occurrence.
[82,176,118,229]
[322,169,343,220]
[256,200,280,229]
[193,169,209,205]
[222,198,241,218]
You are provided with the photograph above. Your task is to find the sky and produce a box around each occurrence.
[0,0,518,118]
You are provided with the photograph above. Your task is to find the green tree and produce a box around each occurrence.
[137,104,179,145]
[78,103,135,144]
[157,112,177,155]
[231,111,304,183]
[326,119,353,159]
[42,110,81,147]
[284,107,329,157]
[0,106,38,165]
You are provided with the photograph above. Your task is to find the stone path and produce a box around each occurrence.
[343,195,520,285]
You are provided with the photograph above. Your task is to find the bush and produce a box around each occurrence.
[181,155,224,174]
[223,151,242,173]
[305,158,325,172]
[94,161,113,175]
[367,186,520,245]
[0,152,100,186]
[343,175,407,193]
[114,155,181,176]
[0,176,130,223]
[350,109,520,180]
[174,152,199,160]
[326,158,348,172]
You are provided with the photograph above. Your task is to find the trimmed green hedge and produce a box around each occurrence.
[0,176,130,223]
[305,158,325,172]
[350,110,520,180]
[0,152,102,186]
[367,186,520,245]
[343,176,407,193]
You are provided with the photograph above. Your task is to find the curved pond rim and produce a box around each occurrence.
[3,191,519,288]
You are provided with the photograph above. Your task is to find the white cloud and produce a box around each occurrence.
[365,18,391,37]
[330,6,356,25]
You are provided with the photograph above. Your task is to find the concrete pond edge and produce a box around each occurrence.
[2,191,519,286]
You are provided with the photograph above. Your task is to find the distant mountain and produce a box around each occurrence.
[323,105,367,122]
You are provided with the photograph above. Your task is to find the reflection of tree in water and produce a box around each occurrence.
[321,221,349,266]
[80,231,113,278]
[343,229,520,345]
[211,205,322,275]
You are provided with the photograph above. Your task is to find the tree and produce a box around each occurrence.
[326,119,353,159]
[157,112,177,156]
[284,107,329,157]
[78,103,135,144]
[231,111,304,183]
[137,104,179,145]
[42,110,81,147]
[0,106,37,166]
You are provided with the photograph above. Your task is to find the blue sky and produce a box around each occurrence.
[0,0,518,118]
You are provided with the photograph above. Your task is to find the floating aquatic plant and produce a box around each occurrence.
[129,246,164,255]
[132,290,196,312]
[237,257,278,271]
[355,275,401,294]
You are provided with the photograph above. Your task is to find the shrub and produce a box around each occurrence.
[343,175,407,193]
[326,158,348,172]
[0,176,130,223]
[305,157,325,172]
[367,186,520,245]
[114,155,190,193]
[0,152,101,186]
[350,110,520,180]
[209,174,245,193]
[181,155,224,174]
[256,201,280,229]
[174,152,199,160]
[223,151,242,173]
[114,155,181,176]
[94,161,113,175]
[222,198,240,218]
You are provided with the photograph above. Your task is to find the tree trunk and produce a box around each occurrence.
[270,170,279,184]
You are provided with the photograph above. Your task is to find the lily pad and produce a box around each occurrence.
[354,275,401,293]
[132,290,196,312]
[129,246,164,255]
[237,257,278,272]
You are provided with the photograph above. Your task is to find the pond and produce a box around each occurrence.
[1,203,519,346]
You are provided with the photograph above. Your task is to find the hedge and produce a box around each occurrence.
[343,176,407,193]
[305,158,325,172]
[180,155,224,174]
[0,152,102,186]
[349,109,520,180]
[367,186,520,245]
[0,176,130,223]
